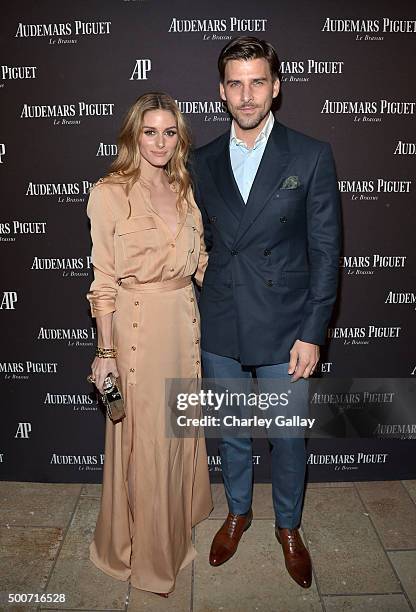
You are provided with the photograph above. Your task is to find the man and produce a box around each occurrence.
[191,37,341,588]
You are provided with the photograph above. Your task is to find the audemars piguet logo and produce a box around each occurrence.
[20,103,114,126]
[321,100,415,122]
[307,451,389,471]
[37,327,96,346]
[374,423,416,439]
[50,453,105,471]
[15,422,32,438]
[207,454,222,472]
[0,220,47,243]
[394,141,416,155]
[1,65,37,83]
[207,454,260,471]
[322,18,416,41]
[25,181,93,203]
[175,99,229,123]
[168,17,267,41]
[0,292,18,310]
[338,178,412,200]
[15,21,111,45]
[130,59,152,80]
[281,59,344,83]
[385,292,416,308]
[97,143,118,157]
[328,326,402,345]
[30,256,92,278]
[44,392,98,412]
[1,361,59,380]
[318,362,333,374]
[311,391,395,405]
[340,254,407,276]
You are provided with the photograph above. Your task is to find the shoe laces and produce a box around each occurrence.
[282,529,301,554]
[226,514,239,536]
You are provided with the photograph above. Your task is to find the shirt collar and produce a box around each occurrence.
[230,111,275,150]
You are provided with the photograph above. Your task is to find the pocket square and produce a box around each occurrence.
[281,176,301,190]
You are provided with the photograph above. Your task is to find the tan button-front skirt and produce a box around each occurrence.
[89,278,213,593]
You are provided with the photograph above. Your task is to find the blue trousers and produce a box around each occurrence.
[202,350,308,529]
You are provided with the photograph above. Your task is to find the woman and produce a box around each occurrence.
[86,92,213,596]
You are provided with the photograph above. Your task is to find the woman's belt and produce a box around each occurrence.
[117,276,192,293]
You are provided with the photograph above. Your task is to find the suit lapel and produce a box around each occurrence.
[233,121,291,247]
[207,134,245,221]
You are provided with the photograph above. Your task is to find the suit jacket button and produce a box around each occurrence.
[231,250,238,256]
[264,249,271,256]
[210,216,217,223]
[280,216,287,223]
[266,279,273,287]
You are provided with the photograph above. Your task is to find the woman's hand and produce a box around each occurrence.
[89,357,119,394]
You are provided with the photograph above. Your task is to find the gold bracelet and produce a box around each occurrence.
[96,346,117,358]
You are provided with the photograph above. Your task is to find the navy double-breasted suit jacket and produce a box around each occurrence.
[191,119,342,366]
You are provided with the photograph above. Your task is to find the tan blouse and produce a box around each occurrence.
[86,177,208,317]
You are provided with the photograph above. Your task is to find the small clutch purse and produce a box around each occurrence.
[101,374,125,422]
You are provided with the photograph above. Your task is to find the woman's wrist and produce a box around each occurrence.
[95,346,117,358]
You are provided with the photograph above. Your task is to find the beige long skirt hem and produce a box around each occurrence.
[89,540,198,593]
[89,546,130,583]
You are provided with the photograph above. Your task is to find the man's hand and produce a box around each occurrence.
[288,340,319,382]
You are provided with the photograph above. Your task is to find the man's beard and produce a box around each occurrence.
[232,105,269,131]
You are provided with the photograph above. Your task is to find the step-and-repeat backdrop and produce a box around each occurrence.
[1,0,415,483]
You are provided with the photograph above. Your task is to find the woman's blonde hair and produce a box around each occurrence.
[107,92,192,208]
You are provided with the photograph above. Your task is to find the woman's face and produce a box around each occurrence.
[139,109,178,168]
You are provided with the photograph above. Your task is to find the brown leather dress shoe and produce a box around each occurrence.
[209,509,253,566]
[275,527,312,588]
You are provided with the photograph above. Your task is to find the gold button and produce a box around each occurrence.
[192,318,197,323]
[117,279,122,285]
[133,322,138,328]
[134,301,139,306]
[131,346,136,351]
[169,267,174,272]
[196,360,200,365]
[195,339,199,344]
[190,298,194,302]
[130,368,135,373]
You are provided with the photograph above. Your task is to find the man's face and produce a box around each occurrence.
[220,58,280,131]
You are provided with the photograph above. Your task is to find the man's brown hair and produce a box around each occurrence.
[218,36,281,83]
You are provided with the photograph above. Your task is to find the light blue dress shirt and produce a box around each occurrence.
[229,111,275,204]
